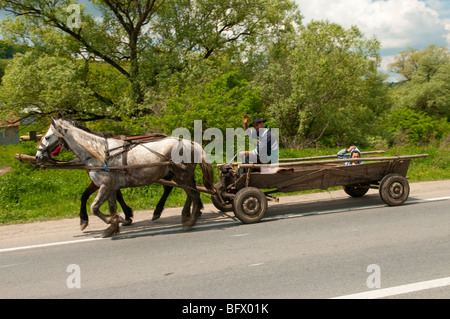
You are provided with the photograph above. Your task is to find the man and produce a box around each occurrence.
[337,145,364,165]
[238,115,279,172]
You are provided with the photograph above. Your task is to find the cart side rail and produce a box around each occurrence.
[237,154,429,169]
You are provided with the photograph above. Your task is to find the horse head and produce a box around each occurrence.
[35,117,66,163]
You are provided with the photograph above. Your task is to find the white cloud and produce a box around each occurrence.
[296,0,450,76]
[298,0,449,48]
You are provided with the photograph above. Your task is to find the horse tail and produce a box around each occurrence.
[194,143,215,192]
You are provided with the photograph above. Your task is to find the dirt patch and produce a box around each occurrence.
[0,166,12,177]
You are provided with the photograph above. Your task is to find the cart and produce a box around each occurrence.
[211,152,429,224]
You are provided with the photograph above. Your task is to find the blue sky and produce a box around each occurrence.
[2,0,450,81]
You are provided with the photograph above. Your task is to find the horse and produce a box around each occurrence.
[42,126,176,231]
[36,117,215,237]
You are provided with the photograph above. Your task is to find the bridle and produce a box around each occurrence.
[36,125,64,162]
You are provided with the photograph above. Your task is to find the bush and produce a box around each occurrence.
[384,108,449,145]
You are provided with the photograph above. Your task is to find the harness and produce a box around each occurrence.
[103,133,169,173]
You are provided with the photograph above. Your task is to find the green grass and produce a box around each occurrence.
[1,141,448,225]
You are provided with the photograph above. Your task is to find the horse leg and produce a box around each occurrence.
[80,182,99,231]
[181,194,193,231]
[91,185,124,237]
[152,185,173,221]
[183,187,204,231]
[116,189,133,226]
[152,171,175,221]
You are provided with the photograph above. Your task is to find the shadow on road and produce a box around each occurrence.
[95,192,423,241]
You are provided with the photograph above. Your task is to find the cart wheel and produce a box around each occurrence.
[232,187,268,224]
[343,184,370,197]
[211,182,233,212]
[379,173,410,206]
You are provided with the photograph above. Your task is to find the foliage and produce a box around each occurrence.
[383,108,449,145]
[255,20,390,148]
[0,0,297,121]
[0,40,26,59]
[147,70,263,134]
[0,1,448,150]
[389,45,450,119]
[386,45,450,146]
[0,52,101,120]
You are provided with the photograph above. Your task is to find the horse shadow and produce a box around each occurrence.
[74,192,423,240]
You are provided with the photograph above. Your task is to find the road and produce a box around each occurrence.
[0,180,449,303]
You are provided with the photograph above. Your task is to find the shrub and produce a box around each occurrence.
[384,108,449,145]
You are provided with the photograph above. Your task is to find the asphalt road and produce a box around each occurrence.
[0,180,449,303]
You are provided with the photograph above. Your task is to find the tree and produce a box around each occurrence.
[0,40,26,59]
[389,45,450,120]
[255,20,389,147]
[0,0,298,124]
[0,51,118,123]
[385,45,450,145]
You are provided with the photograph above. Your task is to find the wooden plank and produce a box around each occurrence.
[278,150,386,162]
[15,153,172,171]
[216,150,387,166]
[238,154,428,168]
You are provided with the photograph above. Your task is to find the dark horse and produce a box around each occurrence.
[79,175,174,230]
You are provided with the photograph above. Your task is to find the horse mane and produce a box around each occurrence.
[57,118,111,163]
[70,120,114,139]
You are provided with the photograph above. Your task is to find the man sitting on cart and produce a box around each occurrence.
[337,146,364,165]
[238,115,279,173]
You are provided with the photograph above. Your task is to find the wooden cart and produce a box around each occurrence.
[211,153,429,224]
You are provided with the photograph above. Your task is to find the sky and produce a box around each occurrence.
[2,0,450,81]
[296,0,450,81]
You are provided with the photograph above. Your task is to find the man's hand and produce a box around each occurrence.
[238,151,249,157]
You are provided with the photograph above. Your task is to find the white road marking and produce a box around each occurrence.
[331,276,450,299]
[232,233,250,237]
[0,238,104,253]
[249,263,265,267]
[1,196,448,254]
[0,262,29,268]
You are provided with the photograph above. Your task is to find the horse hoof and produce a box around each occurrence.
[80,222,88,231]
[122,219,133,226]
[152,214,161,221]
[182,225,192,231]
[102,224,120,238]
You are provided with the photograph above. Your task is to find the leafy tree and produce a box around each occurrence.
[389,45,450,121]
[0,40,26,59]
[0,51,121,123]
[0,0,297,123]
[255,20,389,147]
